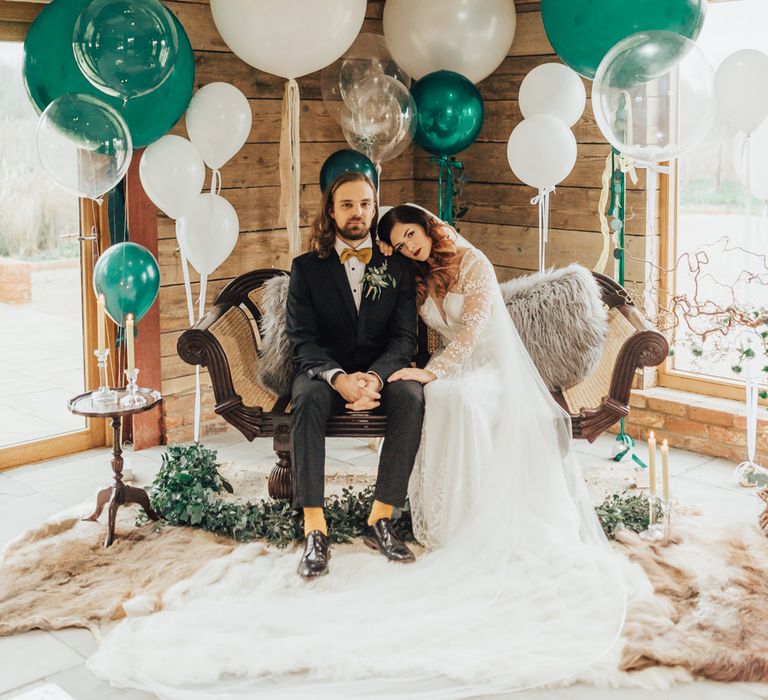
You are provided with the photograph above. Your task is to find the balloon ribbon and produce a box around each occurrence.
[430,155,463,225]
[530,186,555,272]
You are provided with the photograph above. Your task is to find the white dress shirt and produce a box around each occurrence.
[320,235,381,390]
[335,234,372,311]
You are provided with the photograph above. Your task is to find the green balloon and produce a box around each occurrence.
[319,149,378,193]
[541,0,707,80]
[93,242,160,325]
[73,0,178,100]
[412,71,484,157]
[24,0,194,147]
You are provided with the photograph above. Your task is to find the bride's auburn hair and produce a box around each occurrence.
[377,205,461,307]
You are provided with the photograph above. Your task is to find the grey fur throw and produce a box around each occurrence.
[500,263,607,391]
[256,275,293,396]
[255,263,607,396]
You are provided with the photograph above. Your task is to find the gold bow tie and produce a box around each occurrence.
[339,247,372,265]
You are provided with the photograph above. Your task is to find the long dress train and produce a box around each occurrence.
[87,248,627,699]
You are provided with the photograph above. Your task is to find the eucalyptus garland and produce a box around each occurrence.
[595,490,660,539]
[141,444,653,546]
[139,444,413,547]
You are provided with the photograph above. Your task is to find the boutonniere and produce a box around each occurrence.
[362,261,397,301]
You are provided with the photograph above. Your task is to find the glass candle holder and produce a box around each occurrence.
[120,368,147,408]
[92,348,117,405]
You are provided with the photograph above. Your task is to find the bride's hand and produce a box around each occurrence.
[388,368,437,384]
[377,239,394,257]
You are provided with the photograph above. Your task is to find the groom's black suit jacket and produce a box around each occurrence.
[286,245,417,383]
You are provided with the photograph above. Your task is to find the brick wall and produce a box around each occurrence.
[617,387,768,464]
[0,258,31,304]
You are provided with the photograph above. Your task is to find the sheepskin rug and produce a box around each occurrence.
[3,461,768,688]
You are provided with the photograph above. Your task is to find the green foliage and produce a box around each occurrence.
[745,471,768,488]
[595,490,661,540]
[146,446,663,547]
[140,444,414,547]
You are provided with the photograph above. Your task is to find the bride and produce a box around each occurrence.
[88,204,627,699]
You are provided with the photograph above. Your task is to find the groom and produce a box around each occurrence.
[286,172,424,579]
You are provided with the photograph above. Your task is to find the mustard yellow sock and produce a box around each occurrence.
[303,507,327,536]
[367,499,394,526]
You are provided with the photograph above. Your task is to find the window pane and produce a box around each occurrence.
[0,41,86,448]
[673,0,768,385]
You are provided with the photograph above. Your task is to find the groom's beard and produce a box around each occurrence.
[338,218,370,241]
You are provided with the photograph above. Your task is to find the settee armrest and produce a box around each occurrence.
[177,302,268,440]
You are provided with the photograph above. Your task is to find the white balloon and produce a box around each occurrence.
[177,193,239,276]
[519,63,586,127]
[139,135,205,219]
[186,83,252,170]
[383,0,516,84]
[734,122,768,201]
[506,115,577,189]
[715,49,768,135]
[210,0,365,80]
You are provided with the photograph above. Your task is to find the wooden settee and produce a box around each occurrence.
[177,269,668,501]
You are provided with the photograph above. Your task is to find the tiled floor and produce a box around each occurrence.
[1,432,767,700]
[0,267,86,448]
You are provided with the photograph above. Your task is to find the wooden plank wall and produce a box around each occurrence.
[161,0,414,443]
[161,1,657,443]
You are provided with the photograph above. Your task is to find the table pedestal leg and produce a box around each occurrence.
[83,416,160,547]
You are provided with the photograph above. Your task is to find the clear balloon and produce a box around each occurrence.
[592,31,715,163]
[177,193,240,276]
[36,93,132,200]
[26,0,194,148]
[715,50,768,135]
[210,0,365,80]
[506,115,577,189]
[73,0,178,99]
[383,0,517,84]
[340,75,417,164]
[519,63,586,128]
[139,135,205,219]
[185,82,252,170]
[321,33,410,124]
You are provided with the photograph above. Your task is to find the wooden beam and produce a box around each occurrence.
[125,152,163,448]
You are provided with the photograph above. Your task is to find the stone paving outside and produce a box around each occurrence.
[0,265,86,448]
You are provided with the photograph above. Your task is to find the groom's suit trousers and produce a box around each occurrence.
[290,373,425,508]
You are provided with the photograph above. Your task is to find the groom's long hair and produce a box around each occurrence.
[378,205,459,308]
[309,172,378,259]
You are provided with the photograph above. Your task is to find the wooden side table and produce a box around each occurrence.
[68,388,163,547]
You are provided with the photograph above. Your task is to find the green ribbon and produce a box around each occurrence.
[612,432,647,468]
[608,149,648,468]
[430,155,463,225]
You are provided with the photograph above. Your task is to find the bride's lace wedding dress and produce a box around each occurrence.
[88,248,627,699]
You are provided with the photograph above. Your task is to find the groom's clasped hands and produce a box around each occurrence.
[332,372,382,411]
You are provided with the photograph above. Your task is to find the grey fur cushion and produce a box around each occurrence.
[255,263,607,396]
[500,263,608,391]
[256,275,293,396]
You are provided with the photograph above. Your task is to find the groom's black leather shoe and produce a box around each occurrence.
[298,530,329,579]
[363,518,416,562]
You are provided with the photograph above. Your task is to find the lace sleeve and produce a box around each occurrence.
[425,249,497,379]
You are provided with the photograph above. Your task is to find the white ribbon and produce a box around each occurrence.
[617,154,670,236]
[744,377,760,466]
[279,78,301,260]
[210,168,222,196]
[530,186,555,272]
